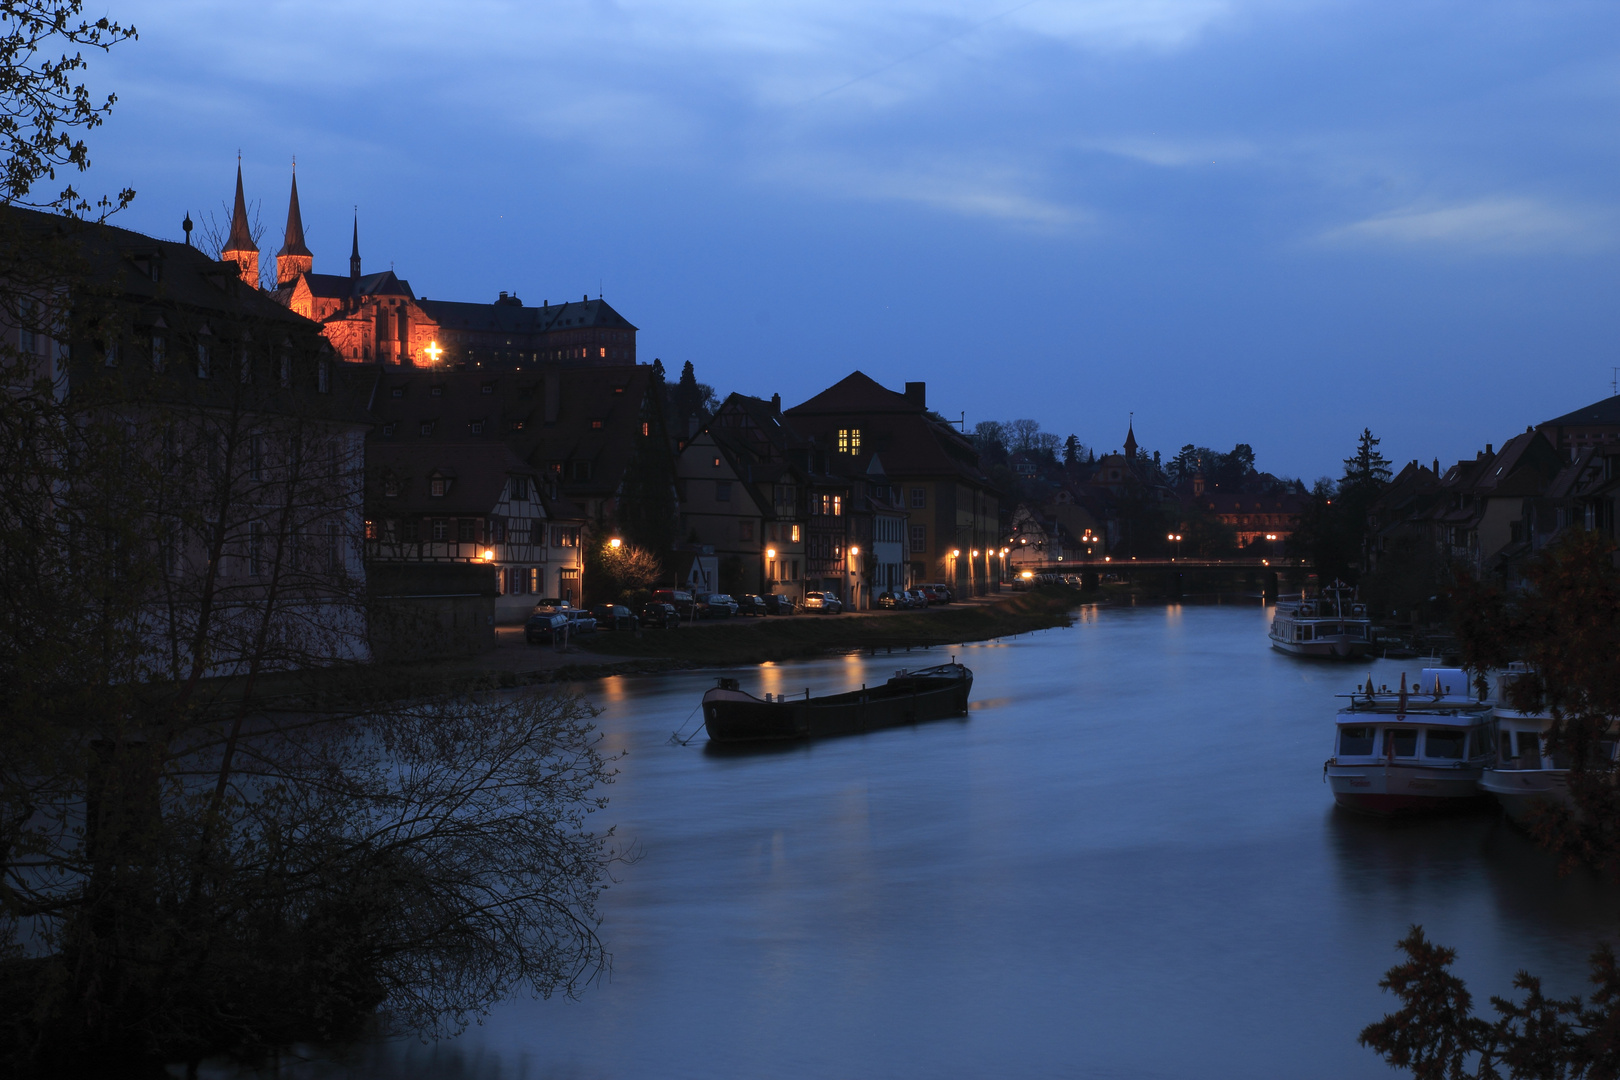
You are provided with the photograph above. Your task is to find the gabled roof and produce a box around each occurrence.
[294,269,416,301]
[415,295,637,335]
[788,370,914,415]
[1541,394,1620,428]
[366,442,538,515]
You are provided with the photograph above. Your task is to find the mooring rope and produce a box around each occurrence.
[668,701,704,746]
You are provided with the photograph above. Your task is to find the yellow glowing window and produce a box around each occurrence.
[791,525,801,543]
[837,428,861,454]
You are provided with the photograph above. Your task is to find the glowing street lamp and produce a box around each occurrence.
[424,340,443,365]
[609,537,622,549]
[481,548,495,562]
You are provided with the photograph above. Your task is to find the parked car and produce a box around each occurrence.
[592,603,640,631]
[524,610,570,645]
[639,602,682,629]
[737,594,769,617]
[802,590,843,614]
[535,596,569,610]
[762,593,797,615]
[920,584,953,605]
[693,592,737,619]
[875,590,902,609]
[653,588,695,620]
[563,609,597,635]
[905,588,929,608]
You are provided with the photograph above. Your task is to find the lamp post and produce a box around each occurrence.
[1167,532,1183,560]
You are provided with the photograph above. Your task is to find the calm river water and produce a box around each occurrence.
[298,600,1620,1079]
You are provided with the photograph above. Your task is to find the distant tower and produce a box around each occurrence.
[275,164,313,286]
[349,212,361,279]
[222,159,260,288]
[1123,416,1138,461]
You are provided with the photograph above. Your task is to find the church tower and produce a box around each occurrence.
[222,159,260,288]
[275,165,313,286]
[1124,417,1138,461]
[349,213,361,279]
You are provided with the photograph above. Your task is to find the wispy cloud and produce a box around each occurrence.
[1317,197,1614,253]
[761,151,1092,228]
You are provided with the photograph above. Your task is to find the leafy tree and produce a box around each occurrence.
[1063,434,1082,466]
[0,0,136,218]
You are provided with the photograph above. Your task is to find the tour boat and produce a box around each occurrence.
[1324,667,1492,815]
[701,661,973,743]
[1478,666,1617,823]
[1269,581,1372,659]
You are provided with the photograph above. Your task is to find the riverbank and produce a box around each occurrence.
[568,584,1082,669]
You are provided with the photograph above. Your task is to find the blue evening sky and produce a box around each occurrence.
[81,0,1620,481]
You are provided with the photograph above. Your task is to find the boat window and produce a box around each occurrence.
[1424,730,1466,759]
[1500,732,1513,759]
[1339,726,1376,755]
[1301,626,1313,641]
[1516,732,1541,763]
[1384,729,1417,757]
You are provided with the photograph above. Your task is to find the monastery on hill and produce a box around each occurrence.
[217,163,639,370]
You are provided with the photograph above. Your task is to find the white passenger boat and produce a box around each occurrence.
[1478,666,1617,823]
[1324,667,1492,815]
[1269,581,1372,659]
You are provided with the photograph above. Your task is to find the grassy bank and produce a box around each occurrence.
[575,585,1083,668]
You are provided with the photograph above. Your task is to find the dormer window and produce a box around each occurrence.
[510,420,524,431]
[613,385,625,395]
[430,385,443,397]
[470,420,485,435]
[481,383,494,394]
[510,476,528,500]
[384,476,400,497]
[391,386,404,398]
[430,476,448,497]
[419,421,434,436]
[382,423,396,437]
[590,419,604,430]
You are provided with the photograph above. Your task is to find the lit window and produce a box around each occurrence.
[790,524,801,543]
[837,428,861,454]
[591,419,604,430]
[642,422,650,436]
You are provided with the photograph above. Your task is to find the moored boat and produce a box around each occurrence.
[1478,665,1618,823]
[1269,580,1372,659]
[701,661,973,743]
[1324,667,1492,815]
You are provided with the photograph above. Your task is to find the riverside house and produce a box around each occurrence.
[365,442,585,621]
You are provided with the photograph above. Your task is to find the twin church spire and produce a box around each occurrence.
[219,159,360,289]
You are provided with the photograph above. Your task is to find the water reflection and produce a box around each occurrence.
[249,603,1620,1080]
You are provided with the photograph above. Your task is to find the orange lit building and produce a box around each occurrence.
[233,166,637,369]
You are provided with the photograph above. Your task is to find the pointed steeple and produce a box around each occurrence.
[275,162,313,286]
[349,211,361,280]
[221,157,260,288]
[1124,414,1138,461]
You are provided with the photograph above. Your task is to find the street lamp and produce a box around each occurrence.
[609,537,622,549]
[1167,532,1183,559]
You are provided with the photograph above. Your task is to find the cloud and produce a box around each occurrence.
[761,151,1092,227]
[1317,197,1614,253]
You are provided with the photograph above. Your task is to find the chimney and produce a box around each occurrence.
[770,393,781,413]
[544,371,560,424]
[905,381,926,408]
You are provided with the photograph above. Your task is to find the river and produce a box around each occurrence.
[297,600,1620,1079]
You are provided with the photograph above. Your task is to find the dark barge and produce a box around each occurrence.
[700,661,973,743]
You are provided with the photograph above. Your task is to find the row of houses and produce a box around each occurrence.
[1366,393,1620,584]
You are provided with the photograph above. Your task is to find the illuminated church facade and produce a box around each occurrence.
[220,164,639,370]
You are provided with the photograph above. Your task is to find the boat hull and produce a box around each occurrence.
[1326,762,1488,815]
[702,667,972,743]
[1271,636,1371,659]
[1478,768,1570,823]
